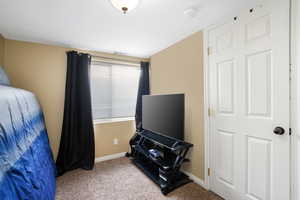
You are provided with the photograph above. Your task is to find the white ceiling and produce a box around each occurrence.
[0,0,262,58]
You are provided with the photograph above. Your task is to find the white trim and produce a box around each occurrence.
[291,0,299,199]
[93,117,134,125]
[203,28,211,190]
[95,152,126,163]
[183,170,208,190]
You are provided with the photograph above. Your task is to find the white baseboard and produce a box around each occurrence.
[95,152,126,163]
[183,170,208,190]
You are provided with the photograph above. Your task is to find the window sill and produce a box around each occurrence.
[93,117,135,125]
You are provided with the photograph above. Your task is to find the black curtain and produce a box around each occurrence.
[135,62,150,131]
[56,51,95,176]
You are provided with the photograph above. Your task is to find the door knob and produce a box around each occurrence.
[273,127,285,135]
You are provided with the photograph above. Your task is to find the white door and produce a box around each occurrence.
[208,1,290,200]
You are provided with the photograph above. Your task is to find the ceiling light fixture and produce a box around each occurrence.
[110,0,139,14]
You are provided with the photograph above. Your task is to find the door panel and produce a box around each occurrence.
[208,1,290,200]
[246,136,271,200]
[216,30,235,54]
[217,130,235,187]
[217,60,235,114]
[245,15,271,42]
[246,50,272,117]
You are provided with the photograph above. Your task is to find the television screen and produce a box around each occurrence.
[142,94,184,140]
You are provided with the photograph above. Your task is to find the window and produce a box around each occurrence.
[90,62,140,122]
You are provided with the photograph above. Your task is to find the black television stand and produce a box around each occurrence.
[126,130,193,195]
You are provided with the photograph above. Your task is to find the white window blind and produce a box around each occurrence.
[90,62,140,120]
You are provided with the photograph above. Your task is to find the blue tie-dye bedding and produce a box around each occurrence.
[0,85,56,200]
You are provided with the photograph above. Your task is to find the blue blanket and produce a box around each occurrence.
[0,85,56,200]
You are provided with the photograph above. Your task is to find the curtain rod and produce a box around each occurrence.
[91,55,141,65]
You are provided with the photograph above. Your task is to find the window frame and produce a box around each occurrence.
[90,60,140,124]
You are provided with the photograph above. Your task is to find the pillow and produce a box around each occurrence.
[0,67,11,86]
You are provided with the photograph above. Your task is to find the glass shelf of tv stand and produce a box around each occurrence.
[137,130,193,151]
[134,145,173,170]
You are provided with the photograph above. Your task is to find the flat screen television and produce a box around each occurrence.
[142,94,184,141]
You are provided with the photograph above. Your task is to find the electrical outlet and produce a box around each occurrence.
[113,138,118,145]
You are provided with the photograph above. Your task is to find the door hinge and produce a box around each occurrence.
[207,47,212,55]
[289,128,292,135]
[208,168,211,176]
[208,108,212,117]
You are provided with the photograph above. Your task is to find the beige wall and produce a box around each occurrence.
[150,31,204,179]
[2,32,205,179]
[0,35,5,66]
[3,39,145,159]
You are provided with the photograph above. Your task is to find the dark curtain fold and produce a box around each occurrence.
[56,51,95,176]
[135,62,150,131]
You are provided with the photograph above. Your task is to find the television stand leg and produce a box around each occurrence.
[161,187,169,195]
[125,152,131,157]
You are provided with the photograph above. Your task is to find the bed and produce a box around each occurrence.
[0,82,56,199]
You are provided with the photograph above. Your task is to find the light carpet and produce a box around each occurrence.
[56,157,223,200]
